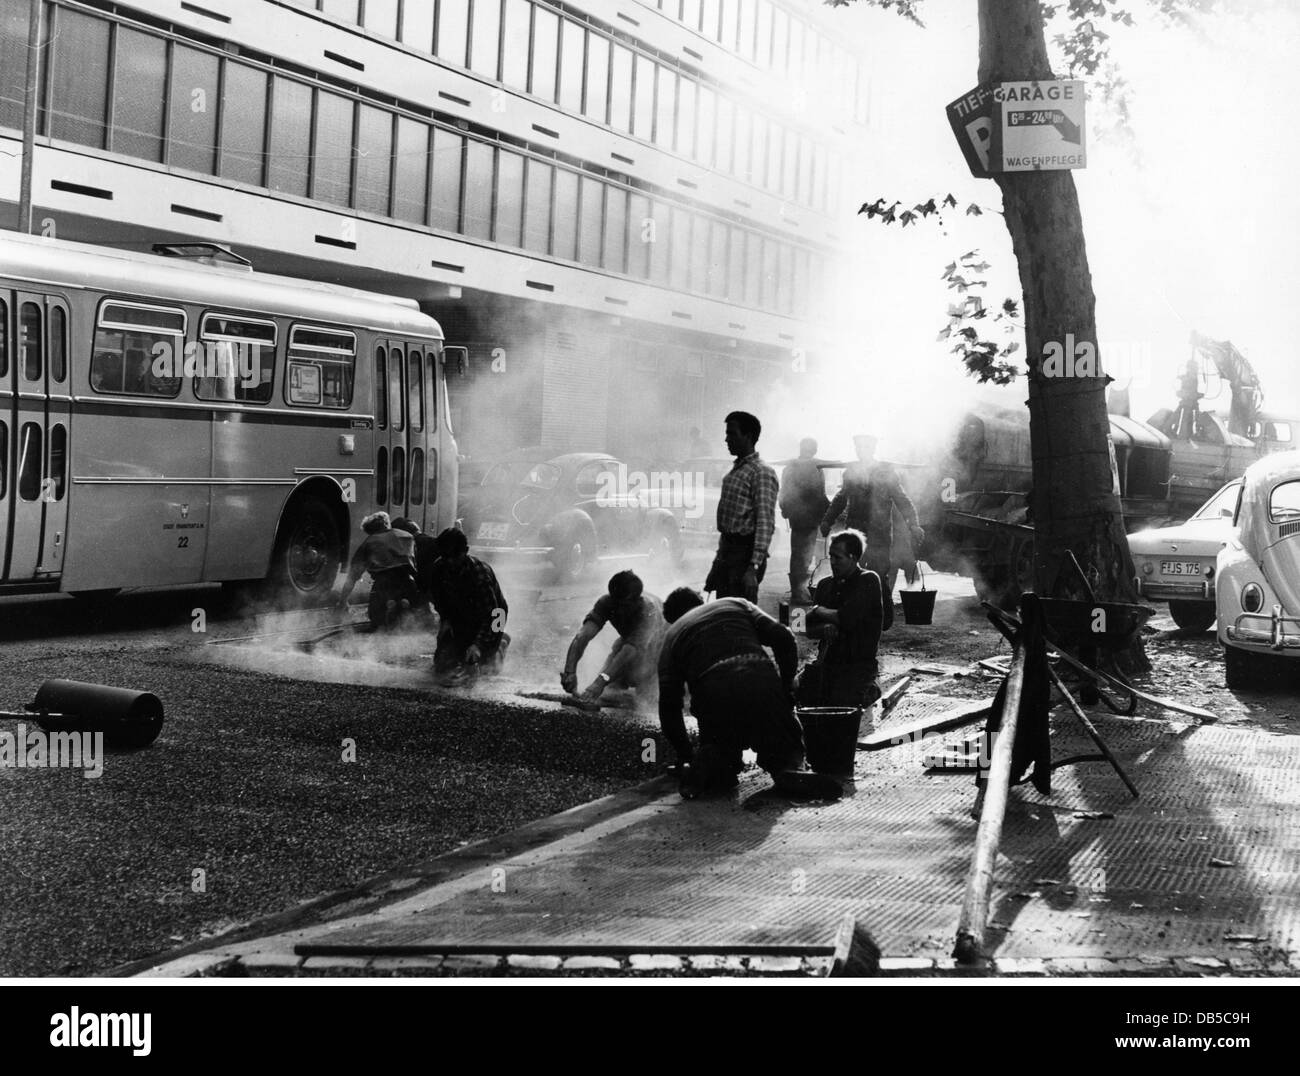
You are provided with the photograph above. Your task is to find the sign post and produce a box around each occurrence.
[991,80,1086,172]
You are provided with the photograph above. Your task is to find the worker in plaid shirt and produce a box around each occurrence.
[706,411,779,603]
[429,527,509,684]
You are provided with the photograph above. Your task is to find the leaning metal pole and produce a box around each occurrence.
[18,0,43,235]
[953,634,1026,965]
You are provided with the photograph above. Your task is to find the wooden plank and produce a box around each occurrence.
[859,698,992,751]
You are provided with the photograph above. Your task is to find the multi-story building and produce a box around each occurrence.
[0,0,870,467]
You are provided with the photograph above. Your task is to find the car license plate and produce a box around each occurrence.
[477,521,509,541]
[1160,560,1201,576]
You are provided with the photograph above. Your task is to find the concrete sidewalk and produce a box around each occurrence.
[131,687,1300,978]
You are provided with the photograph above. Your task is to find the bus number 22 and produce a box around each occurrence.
[177,536,189,548]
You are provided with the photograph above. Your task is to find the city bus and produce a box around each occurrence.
[0,231,461,603]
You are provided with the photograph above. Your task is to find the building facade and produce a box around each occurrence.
[0,0,869,468]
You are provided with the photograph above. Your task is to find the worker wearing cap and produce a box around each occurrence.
[707,410,779,604]
[428,527,509,683]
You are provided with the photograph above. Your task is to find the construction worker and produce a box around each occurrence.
[707,411,779,604]
[779,437,829,603]
[428,528,509,684]
[657,587,842,801]
[820,434,924,630]
[561,570,666,708]
[336,511,421,628]
[797,529,884,709]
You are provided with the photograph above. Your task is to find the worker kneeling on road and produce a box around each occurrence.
[796,529,884,710]
[561,570,666,709]
[336,511,421,629]
[429,527,509,685]
[658,588,842,801]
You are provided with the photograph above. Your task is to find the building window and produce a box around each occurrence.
[393,116,429,224]
[577,176,603,267]
[170,45,219,174]
[366,0,399,40]
[402,0,435,50]
[649,201,671,284]
[495,149,525,247]
[552,167,579,261]
[312,91,355,206]
[558,21,584,112]
[50,8,110,148]
[470,0,502,79]
[501,0,530,91]
[583,32,610,123]
[603,186,628,273]
[675,78,695,158]
[669,208,691,291]
[356,105,393,216]
[714,95,733,175]
[436,0,469,67]
[220,63,268,186]
[111,28,166,162]
[609,45,633,133]
[0,3,31,130]
[653,68,676,149]
[322,0,360,22]
[632,54,655,141]
[626,193,651,279]
[430,127,464,232]
[530,5,559,102]
[269,77,313,197]
[523,157,553,255]
[463,140,495,240]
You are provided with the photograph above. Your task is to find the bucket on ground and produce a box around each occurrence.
[797,706,862,776]
[30,679,165,749]
[899,565,937,626]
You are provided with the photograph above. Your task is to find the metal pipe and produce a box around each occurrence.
[953,639,1027,964]
[18,0,42,235]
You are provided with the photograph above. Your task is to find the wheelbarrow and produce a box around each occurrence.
[0,680,165,749]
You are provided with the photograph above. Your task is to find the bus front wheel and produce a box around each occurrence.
[269,497,342,606]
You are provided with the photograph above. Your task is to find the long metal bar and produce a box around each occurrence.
[297,942,837,958]
[1048,665,1140,799]
[953,639,1026,964]
[18,0,42,235]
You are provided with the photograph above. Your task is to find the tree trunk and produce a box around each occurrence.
[977,0,1147,667]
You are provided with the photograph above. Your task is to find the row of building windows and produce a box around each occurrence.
[0,4,825,318]
[286,0,854,215]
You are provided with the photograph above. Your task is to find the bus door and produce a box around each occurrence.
[1,292,71,583]
[405,345,429,534]
[372,340,410,521]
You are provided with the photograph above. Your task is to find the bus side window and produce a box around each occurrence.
[0,298,6,377]
[389,348,404,432]
[48,424,66,500]
[49,307,67,383]
[18,423,42,501]
[427,354,438,433]
[20,302,42,381]
[286,325,355,408]
[375,346,387,429]
[91,302,184,397]
[194,313,276,403]
[376,446,388,506]
[0,421,6,498]
[409,350,423,432]
[409,449,424,505]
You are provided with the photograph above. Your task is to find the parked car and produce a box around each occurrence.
[463,452,684,580]
[1128,479,1242,632]
[456,445,545,521]
[1217,451,1300,687]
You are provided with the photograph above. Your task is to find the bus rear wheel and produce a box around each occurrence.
[269,497,342,606]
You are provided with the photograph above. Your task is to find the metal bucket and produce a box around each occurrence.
[900,565,937,625]
[31,680,165,749]
[797,706,862,776]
